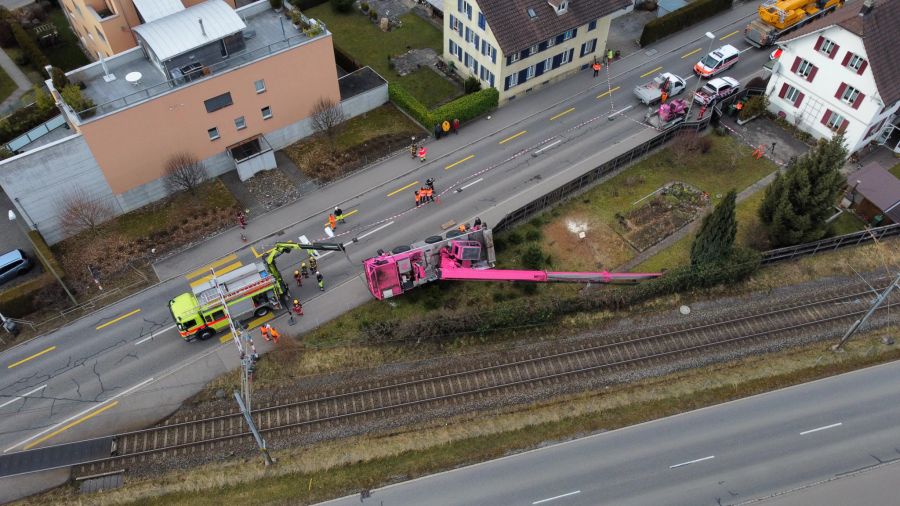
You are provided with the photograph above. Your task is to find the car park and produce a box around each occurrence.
[694,44,740,77]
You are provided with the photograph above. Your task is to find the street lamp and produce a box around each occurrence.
[686,31,717,120]
[8,210,78,306]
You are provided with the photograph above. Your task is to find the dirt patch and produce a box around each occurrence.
[543,211,636,271]
[615,182,708,251]
[286,132,416,182]
[244,169,300,211]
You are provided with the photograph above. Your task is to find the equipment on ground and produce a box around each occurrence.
[633,72,687,105]
[362,227,660,300]
[744,0,843,48]
[645,98,689,130]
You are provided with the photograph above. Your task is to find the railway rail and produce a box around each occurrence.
[73,285,897,476]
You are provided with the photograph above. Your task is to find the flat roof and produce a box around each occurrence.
[133,0,185,23]
[133,0,246,61]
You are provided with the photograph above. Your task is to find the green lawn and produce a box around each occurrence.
[0,64,16,104]
[45,8,90,71]
[890,163,900,179]
[307,5,460,107]
[332,103,423,150]
[829,210,866,235]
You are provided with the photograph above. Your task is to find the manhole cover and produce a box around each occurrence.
[679,305,691,315]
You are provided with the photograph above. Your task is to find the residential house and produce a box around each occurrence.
[443,0,631,105]
[58,0,245,58]
[845,164,900,225]
[765,0,900,154]
[0,0,388,244]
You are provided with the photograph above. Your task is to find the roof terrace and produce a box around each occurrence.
[63,0,328,122]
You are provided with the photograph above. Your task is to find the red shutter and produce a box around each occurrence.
[821,109,832,125]
[838,119,849,133]
[852,92,865,109]
[829,43,839,59]
[835,82,847,99]
[857,59,868,75]
[790,56,800,72]
[814,36,824,51]
[779,83,789,98]
[794,92,804,108]
[841,52,851,66]
[807,65,818,82]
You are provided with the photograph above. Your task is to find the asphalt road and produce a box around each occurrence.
[319,360,900,506]
[0,2,769,477]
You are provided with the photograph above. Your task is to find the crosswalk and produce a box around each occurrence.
[185,253,243,288]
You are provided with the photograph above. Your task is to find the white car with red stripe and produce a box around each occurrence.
[694,44,740,78]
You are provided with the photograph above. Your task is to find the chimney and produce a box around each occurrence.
[199,18,206,37]
[859,0,874,16]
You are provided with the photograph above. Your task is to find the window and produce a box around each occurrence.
[509,72,518,87]
[795,58,813,78]
[785,86,799,103]
[560,50,570,65]
[588,19,597,31]
[254,79,266,93]
[204,92,233,113]
[473,33,479,48]
[207,127,220,140]
[509,52,520,64]
[261,106,272,119]
[95,28,106,42]
[450,39,457,56]
[526,65,535,80]
[847,54,864,71]
[234,116,246,130]
[491,46,496,64]
[449,14,458,31]
[478,12,485,29]
[562,29,574,41]
[819,38,835,56]
[543,56,553,72]
[839,84,860,104]
[481,40,487,56]
[556,0,567,11]
[465,1,472,20]
[546,37,555,48]
[529,44,539,56]
[823,110,846,131]
[457,0,462,12]
[580,39,596,57]
[457,44,462,61]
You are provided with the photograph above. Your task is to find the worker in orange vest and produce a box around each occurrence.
[414,190,421,207]
[260,324,269,341]
[266,324,280,344]
[592,60,601,77]
[328,213,337,231]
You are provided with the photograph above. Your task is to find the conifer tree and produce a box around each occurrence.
[691,189,737,266]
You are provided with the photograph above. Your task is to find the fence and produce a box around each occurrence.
[4,114,67,152]
[760,223,900,264]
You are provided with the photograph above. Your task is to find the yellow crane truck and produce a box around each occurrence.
[744,0,843,48]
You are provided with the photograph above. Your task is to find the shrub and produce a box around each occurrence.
[464,76,481,94]
[430,87,499,125]
[521,245,545,270]
[0,272,55,317]
[50,66,69,90]
[33,85,54,113]
[388,82,432,127]
[164,152,207,194]
[57,187,114,236]
[0,18,13,48]
[10,17,49,72]
[289,10,302,24]
[0,102,59,144]
[369,9,377,20]
[331,0,353,12]
[739,95,769,121]
[360,2,369,12]
[60,84,95,114]
[640,0,732,46]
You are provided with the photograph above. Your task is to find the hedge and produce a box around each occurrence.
[9,17,50,72]
[289,0,327,9]
[639,0,733,47]
[389,84,498,130]
[0,102,60,146]
[0,231,66,318]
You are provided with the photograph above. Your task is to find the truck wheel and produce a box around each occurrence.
[446,229,463,238]
[391,245,411,254]
[425,235,442,244]
[254,306,270,317]
[197,329,215,341]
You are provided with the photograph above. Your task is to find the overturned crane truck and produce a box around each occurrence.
[644,98,689,130]
[363,227,661,300]
[744,0,844,48]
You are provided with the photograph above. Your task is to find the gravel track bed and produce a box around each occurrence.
[118,272,898,477]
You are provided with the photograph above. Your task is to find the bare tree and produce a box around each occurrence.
[57,187,114,236]
[164,152,207,194]
[310,96,345,148]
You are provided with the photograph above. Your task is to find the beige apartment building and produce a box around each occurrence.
[443,0,631,104]
[58,0,239,57]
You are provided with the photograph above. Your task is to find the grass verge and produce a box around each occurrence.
[307,5,460,107]
[29,329,899,505]
[0,64,17,104]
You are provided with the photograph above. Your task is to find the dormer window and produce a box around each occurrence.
[549,0,568,14]
[527,8,536,19]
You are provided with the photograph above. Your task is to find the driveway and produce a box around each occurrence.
[0,187,43,290]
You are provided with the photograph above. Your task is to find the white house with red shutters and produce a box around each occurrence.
[764,0,900,154]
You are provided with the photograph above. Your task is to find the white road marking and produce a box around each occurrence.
[800,422,842,435]
[354,221,395,242]
[533,490,581,504]
[739,47,754,53]
[0,384,47,409]
[460,178,484,190]
[4,376,155,453]
[534,139,563,155]
[135,323,176,345]
[670,455,715,469]
[608,105,634,119]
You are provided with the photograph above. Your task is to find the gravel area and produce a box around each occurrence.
[244,169,301,211]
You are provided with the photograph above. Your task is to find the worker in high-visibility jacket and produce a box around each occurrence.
[592,61,601,77]
[308,256,318,272]
[292,299,304,316]
[328,213,337,231]
[300,262,309,278]
[264,323,280,344]
[293,270,302,287]
[316,271,325,291]
[418,146,427,162]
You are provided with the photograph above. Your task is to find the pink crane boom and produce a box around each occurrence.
[362,227,660,300]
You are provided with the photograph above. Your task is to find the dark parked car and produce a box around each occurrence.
[0,249,33,287]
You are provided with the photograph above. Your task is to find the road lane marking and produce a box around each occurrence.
[24,401,119,450]
[681,48,701,59]
[95,309,141,330]
[498,130,527,144]
[189,261,243,289]
[135,323,175,346]
[720,30,739,40]
[739,46,754,53]
[185,253,238,280]
[800,422,842,435]
[355,221,394,242]
[533,490,581,504]
[534,139,562,155]
[460,178,484,190]
[445,154,474,170]
[670,455,715,469]
[251,246,270,258]
[608,105,634,119]
[341,209,359,219]
[220,313,275,343]
[597,86,620,99]
[0,384,47,409]
[6,377,154,453]
[549,107,575,120]
[7,346,56,369]
[387,181,419,197]
[640,66,663,78]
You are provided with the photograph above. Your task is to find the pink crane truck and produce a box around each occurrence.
[362,227,661,300]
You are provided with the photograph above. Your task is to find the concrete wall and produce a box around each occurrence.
[0,134,120,244]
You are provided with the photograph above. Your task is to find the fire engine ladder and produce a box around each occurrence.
[197,277,274,307]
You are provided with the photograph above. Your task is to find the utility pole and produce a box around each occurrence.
[833,271,900,351]
[211,270,273,465]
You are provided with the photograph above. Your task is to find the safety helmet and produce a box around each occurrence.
[294,270,299,275]
[301,262,306,267]
[293,299,299,304]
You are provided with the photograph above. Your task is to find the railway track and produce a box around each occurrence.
[74,286,897,475]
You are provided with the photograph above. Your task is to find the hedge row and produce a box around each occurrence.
[0,230,66,318]
[389,83,499,130]
[289,0,328,9]
[0,101,59,145]
[359,248,761,344]
[639,0,733,47]
[6,12,50,72]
